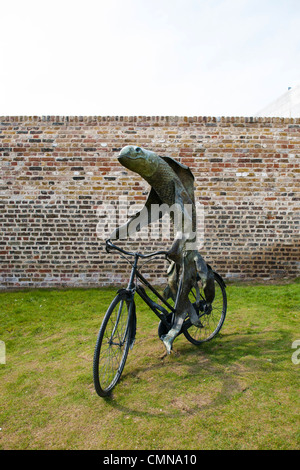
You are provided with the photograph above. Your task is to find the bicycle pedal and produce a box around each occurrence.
[204,304,212,315]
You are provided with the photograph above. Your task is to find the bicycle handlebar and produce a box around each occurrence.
[105,239,169,259]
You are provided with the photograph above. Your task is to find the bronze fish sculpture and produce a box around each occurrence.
[111,145,215,353]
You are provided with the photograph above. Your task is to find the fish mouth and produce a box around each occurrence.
[118,154,143,162]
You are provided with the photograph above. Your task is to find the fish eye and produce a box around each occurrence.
[135,147,141,152]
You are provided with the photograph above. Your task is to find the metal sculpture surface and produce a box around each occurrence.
[111,145,215,353]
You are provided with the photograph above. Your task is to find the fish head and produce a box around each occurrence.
[118,145,159,178]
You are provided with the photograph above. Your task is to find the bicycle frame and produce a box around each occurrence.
[106,240,193,334]
[132,257,175,328]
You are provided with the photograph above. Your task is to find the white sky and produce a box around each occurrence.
[1,0,300,116]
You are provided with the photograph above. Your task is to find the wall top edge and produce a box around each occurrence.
[0,115,300,124]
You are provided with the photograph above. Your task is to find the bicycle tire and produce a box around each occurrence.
[93,293,133,397]
[183,272,227,345]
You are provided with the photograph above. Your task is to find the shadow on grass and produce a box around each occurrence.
[101,327,294,418]
[184,327,294,365]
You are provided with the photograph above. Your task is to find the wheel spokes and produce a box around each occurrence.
[97,299,130,390]
[186,275,226,343]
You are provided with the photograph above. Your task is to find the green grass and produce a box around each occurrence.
[0,281,299,450]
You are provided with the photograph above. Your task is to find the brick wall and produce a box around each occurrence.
[0,115,299,289]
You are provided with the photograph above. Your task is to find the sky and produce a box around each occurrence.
[1,0,300,117]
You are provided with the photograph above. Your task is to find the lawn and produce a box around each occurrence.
[0,280,299,450]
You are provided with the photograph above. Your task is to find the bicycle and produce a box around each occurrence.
[93,239,227,397]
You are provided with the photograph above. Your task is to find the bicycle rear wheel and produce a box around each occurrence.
[183,272,227,345]
[93,293,133,397]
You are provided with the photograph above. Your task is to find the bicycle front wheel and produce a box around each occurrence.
[93,293,133,397]
[183,272,227,345]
